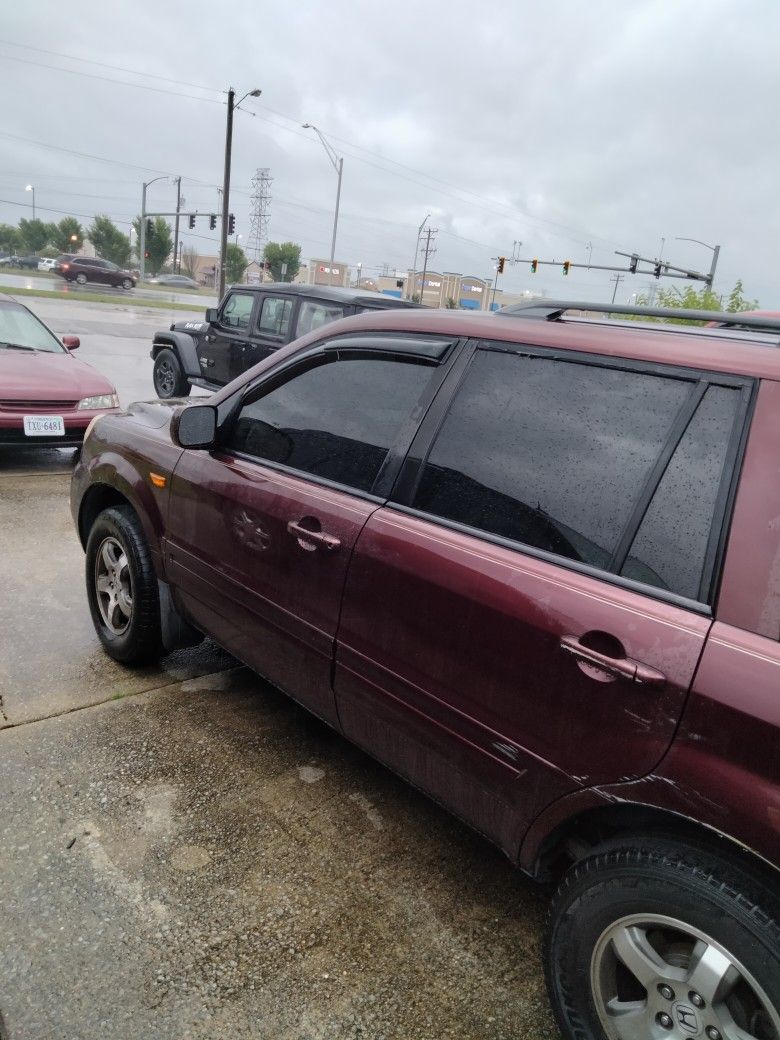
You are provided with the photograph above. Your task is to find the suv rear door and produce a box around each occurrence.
[335,340,752,854]
[165,333,456,727]
[240,293,297,372]
[199,290,256,385]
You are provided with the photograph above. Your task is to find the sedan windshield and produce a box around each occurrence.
[0,301,65,353]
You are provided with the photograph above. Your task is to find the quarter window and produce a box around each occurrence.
[296,300,346,337]
[257,296,293,338]
[228,355,436,493]
[220,293,254,330]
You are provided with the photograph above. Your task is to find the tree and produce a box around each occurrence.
[133,216,173,274]
[50,217,84,254]
[225,243,248,284]
[18,218,51,253]
[88,215,132,267]
[0,224,20,253]
[628,281,759,325]
[180,245,199,280]
[263,241,301,282]
[446,296,458,308]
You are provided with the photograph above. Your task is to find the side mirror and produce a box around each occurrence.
[205,307,218,324]
[62,335,80,350]
[172,404,217,449]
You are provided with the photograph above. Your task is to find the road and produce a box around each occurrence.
[0,297,557,1040]
[0,270,216,309]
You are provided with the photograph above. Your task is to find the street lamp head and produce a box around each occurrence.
[25,184,33,191]
[302,123,312,129]
[249,89,262,98]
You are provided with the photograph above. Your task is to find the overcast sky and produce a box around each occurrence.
[1,0,777,305]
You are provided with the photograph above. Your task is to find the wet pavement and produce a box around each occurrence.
[0,305,557,1038]
[0,270,216,309]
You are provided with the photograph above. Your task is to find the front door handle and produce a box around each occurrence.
[287,519,341,552]
[560,635,666,687]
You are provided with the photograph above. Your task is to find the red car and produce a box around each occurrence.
[55,255,136,290]
[71,301,780,1040]
[0,294,120,446]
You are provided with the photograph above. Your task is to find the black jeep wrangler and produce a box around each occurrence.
[150,282,418,397]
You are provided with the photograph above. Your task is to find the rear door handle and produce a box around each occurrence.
[287,520,341,552]
[560,635,666,686]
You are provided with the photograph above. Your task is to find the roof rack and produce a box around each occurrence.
[499,300,780,333]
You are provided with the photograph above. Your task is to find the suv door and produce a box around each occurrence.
[240,294,297,373]
[164,334,455,726]
[335,342,752,854]
[199,290,256,385]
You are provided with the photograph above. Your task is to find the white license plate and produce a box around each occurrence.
[23,415,65,437]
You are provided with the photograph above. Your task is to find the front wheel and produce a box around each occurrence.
[152,347,190,399]
[85,505,163,665]
[75,272,88,285]
[121,278,134,290]
[546,840,779,1040]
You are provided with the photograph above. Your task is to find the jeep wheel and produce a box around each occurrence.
[75,272,87,285]
[546,840,779,1040]
[85,505,163,665]
[121,277,133,290]
[153,347,190,399]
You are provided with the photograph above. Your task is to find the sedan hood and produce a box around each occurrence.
[0,350,115,402]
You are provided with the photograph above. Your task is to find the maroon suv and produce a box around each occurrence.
[71,301,780,1040]
[56,255,136,290]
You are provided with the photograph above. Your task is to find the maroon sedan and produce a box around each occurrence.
[71,301,779,1039]
[0,294,120,446]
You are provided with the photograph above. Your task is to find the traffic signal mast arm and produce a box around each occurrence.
[519,250,714,284]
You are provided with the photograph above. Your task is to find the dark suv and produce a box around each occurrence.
[56,255,136,290]
[150,282,418,398]
[72,301,780,1040]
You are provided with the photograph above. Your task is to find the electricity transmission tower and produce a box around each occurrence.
[247,168,273,262]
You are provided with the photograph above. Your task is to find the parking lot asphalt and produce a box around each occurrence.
[0,299,558,1039]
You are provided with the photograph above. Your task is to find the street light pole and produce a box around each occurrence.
[140,175,169,282]
[674,237,721,289]
[220,86,262,299]
[173,176,182,274]
[25,184,35,220]
[302,124,343,285]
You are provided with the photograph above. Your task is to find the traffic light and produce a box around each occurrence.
[188,214,196,229]
[209,214,217,231]
[228,214,235,236]
[653,262,662,278]
[531,259,538,273]
[629,254,638,274]
[145,218,153,236]
[497,256,506,274]
[563,261,571,276]
[144,250,150,259]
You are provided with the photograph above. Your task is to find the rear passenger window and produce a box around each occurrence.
[257,297,293,339]
[621,386,740,599]
[296,300,346,337]
[411,348,744,602]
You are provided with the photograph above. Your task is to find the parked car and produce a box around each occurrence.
[55,256,136,290]
[148,274,200,290]
[15,254,43,269]
[150,282,419,398]
[0,293,120,446]
[37,257,57,272]
[0,254,17,266]
[72,301,780,1040]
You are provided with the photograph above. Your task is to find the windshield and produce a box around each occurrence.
[0,301,65,353]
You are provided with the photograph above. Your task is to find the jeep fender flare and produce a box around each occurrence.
[150,331,202,378]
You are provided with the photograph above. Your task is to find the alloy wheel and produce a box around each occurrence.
[591,913,779,1040]
[94,536,133,635]
[155,358,175,396]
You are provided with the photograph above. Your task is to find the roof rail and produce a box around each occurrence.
[499,300,780,333]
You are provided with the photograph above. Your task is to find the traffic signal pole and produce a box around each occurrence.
[219,88,235,299]
[139,182,147,282]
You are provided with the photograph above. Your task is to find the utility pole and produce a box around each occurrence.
[410,214,430,300]
[610,273,624,303]
[417,227,437,306]
[172,177,182,274]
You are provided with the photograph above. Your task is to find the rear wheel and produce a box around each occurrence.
[121,277,133,290]
[546,840,779,1040]
[75,272,87,285]
[85,505,163,665]
[153,347,190,399]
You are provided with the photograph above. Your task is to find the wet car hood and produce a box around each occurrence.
[0,349,114,401]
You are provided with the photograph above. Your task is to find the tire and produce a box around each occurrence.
[85,505,163,665]
[153,347,190,399]
[75,272,87,285]
[546,839,779,1040]
[122,278,133,290]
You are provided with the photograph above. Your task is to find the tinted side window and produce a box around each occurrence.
[229,356,435,493]
[257,297,293,338]
[413,350,691,570]
[296,300,346,337]
[221,293,254,330]
[621,386,740,599]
